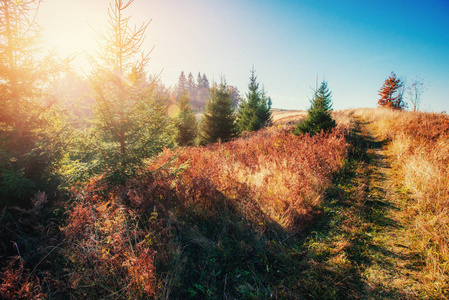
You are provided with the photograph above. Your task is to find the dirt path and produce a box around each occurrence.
[296,118,425,299]
[356,119,424,299]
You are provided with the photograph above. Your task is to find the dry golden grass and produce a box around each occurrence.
[53,122,350,298]
[271,109,307,125]
[166,125,349,231]
[354,107,449,295]
[272,109,355,131]
[333,110,356,132]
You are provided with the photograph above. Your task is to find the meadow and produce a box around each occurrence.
[2,108,449,299]
[0,113,349,298]
[61,118,349,298]
[1,1,448,298]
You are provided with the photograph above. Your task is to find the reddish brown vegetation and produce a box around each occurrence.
[170,126,347,229]
[397,113,449,142]
[64,181,160,298]
[60,124,349,297]
[0,257,46,299]
[1,122,349,298]
[378,72,406,109]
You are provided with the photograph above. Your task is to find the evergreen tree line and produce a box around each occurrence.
[173,69,274,147]
[0,0,340,208]
[176,71,241,110]
[0,0,276,207]
[177,71,210,110]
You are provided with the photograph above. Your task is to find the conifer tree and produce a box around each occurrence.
[0,0,68,205]
[293,80,336,136]
[201,74,210,89]
[186,72,196,104]
[378,72,406,109]
[195,73,210,110]
[258,87,273,127]
[228,85,242,108]
[174,90,197,146]
[187,72,195,93]
[197,72,203,88]
[89,0,172,182]
[178,71,187,96]
[236,68,272,133]
[200,79,236,144]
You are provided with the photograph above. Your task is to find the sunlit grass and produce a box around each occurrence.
[8,106,449,298]
[59,121,349,298]
[354,107,449,296]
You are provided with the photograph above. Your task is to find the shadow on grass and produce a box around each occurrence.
[159,177,307,299]
[289,120,412,299]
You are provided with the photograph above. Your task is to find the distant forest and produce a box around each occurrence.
[176,71,241,110]
[51,70,241,122]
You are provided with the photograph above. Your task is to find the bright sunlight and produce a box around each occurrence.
[2,0,449,298]
[38,0,110,73]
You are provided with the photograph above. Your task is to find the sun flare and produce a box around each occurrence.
[37,1,107,73]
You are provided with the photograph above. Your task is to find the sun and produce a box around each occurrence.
[37,0,166,77]
[37,0,108,74]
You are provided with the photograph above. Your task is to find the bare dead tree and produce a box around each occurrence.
[407,77,428,112]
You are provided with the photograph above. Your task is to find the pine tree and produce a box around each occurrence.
[228,85,242,108]
[293,80,336,136]
[187,72,195,96]
[236,68,272,133]
[186,72,197,107]
[237,68,260,133]
[178,71,187,96]
[258,86,272,127]
[378,72,406,109]
[174,90,197,146]
[202,74,210,89]
[0,0,68,205]
[197,72,203,88]
[200,79,236,144]
[195,73,210,110]
[89,0,172,183]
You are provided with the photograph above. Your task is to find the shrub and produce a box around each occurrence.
[0,256,46,299]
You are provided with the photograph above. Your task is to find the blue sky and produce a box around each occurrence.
[38,0,449,111]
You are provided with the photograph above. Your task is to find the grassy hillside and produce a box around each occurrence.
[270,109,306,126]
[1,108,449,299]
[60,121,350,298]
[354,108,449,295]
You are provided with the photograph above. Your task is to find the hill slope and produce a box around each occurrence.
[1,108,448,299]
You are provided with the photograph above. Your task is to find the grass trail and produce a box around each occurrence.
[294,117,426,299]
